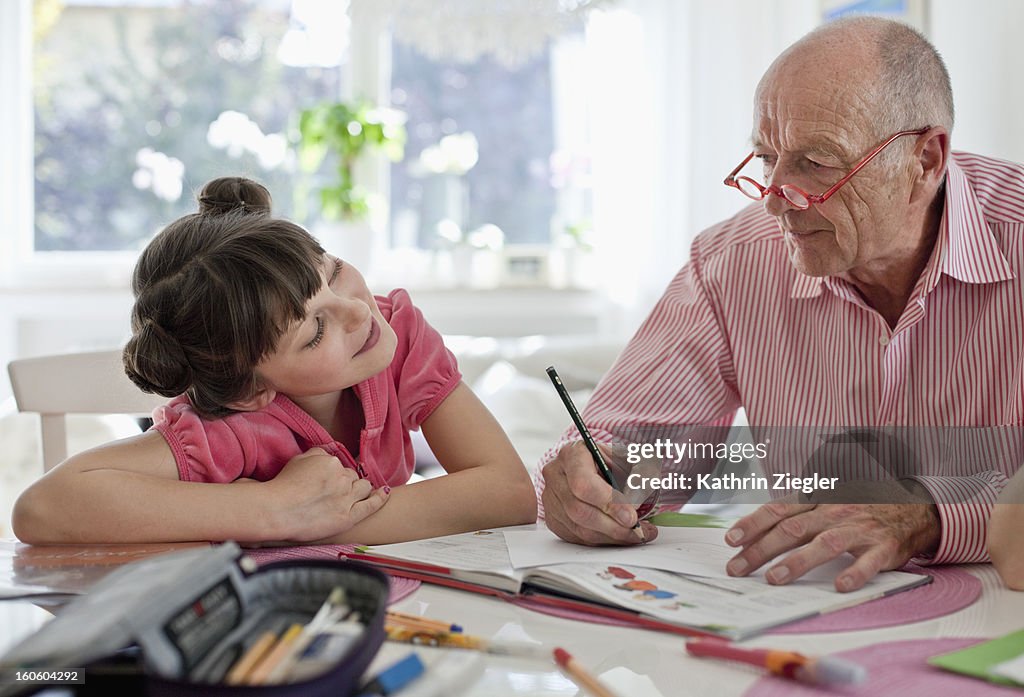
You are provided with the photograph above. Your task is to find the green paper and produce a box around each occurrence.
[646,512,728,528]
[928,629,1024,686]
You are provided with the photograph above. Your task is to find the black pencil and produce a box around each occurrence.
[546,366,620,491]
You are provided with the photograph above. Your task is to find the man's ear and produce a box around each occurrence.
[227,384,277,412]
[910,127,949,204]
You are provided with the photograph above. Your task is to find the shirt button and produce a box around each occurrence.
[878,336,890,347]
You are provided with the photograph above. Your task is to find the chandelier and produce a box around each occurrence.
[350,0,614,68]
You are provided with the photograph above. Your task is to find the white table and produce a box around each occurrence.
[4,563,1023,695]
[379,563,1024,696]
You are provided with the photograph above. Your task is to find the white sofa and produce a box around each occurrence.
[414,334,626,476]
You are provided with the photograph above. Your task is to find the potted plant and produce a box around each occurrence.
[297,101,406,220]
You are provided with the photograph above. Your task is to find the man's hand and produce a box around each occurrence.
[723,481,940,592]
[262,447,389,542]
[541,441,658,546]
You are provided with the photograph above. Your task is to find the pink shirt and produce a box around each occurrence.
[153,289,461,489]
[537,151,1024,564]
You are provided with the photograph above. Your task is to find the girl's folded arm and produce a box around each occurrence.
[333,382,538,545]
[11,431,385,545]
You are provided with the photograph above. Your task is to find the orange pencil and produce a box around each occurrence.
[246,623,304,684]
[225,630,277,685]
[553,647,620,697]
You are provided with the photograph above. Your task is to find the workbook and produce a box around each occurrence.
[344,525,931,640]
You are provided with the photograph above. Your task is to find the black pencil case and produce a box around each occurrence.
[0,542,389,697]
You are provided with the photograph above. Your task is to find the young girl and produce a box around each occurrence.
[13,177,537,545]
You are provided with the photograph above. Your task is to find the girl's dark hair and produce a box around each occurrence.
[123,177,325,417]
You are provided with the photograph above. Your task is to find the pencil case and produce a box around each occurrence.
[0,542,389,697]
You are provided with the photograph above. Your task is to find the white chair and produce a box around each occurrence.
[7,349,167,472]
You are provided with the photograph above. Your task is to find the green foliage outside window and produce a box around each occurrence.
[296,101,407,221]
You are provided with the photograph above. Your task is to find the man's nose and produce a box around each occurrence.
[762,186,799,217]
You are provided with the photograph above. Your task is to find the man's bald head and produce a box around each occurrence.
[760,16,954,141]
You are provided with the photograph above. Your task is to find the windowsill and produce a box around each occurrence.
[0,252,138,291]
[0,247,614,342]
[0,249,599,294]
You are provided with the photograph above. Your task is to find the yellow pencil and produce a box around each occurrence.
[384,624,548,659]
[246,623,305,685]
[225,630,277,685]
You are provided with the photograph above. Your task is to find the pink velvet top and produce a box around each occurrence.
[151,289,461,488]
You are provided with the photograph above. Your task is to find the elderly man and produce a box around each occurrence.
[539,16,1024,592]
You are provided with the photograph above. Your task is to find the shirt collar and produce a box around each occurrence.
[938,158,1015,284]
[790,157,1014,300]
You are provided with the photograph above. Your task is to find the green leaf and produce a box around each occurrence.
[297,141,328,172]
[294,99,407,221]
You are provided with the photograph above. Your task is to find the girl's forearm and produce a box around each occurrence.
[13,471,281,544]
[330,464,537,545]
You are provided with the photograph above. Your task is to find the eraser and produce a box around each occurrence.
[368,652,425,694]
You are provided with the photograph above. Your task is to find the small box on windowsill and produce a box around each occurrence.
[500,246,551,287]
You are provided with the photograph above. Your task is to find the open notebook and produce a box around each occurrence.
[344,525,931,640]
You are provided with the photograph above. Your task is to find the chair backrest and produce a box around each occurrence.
[7,349,167,472]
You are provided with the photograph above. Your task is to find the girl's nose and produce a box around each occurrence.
[337,297,370,332]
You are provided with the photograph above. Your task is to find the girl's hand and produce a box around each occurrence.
[262,447,389,542]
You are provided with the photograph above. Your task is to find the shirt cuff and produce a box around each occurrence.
[909,472,1008,565]
[534,435,584,521]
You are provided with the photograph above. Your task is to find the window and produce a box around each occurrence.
[385,31,594,289]
[390,39,560,248]
[31,0,344,253]
[11,0,599,290]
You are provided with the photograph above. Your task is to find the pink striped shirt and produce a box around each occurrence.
[538,151,1024,564]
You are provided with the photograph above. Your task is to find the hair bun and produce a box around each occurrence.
[197,177,272,216]
[123,318,195,398]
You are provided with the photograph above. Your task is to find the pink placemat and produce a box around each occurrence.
[243,544,421,605]
[769,564,981,634]
[743,638,1020,697]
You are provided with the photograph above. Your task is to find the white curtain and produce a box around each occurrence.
[584,0,817,333]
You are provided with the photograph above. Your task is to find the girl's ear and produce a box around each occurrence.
[227,384,277,412]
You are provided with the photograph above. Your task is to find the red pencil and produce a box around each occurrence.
[685,639,866,685]
[553,647,620,697]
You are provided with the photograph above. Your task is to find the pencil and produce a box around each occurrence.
[263,588,352,683]
[386,610,463,634]
[245,623,304,684]
[224,630,277,685]
[553,647,620,697]
[546,366,619,490]
[684,639,867,685]
[384,625,549,659]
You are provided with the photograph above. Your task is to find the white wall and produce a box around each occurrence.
[603,0,1024,329]
[592,0,819,328]
[931,0,1024,162]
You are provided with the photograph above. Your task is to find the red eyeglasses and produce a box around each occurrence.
[723,127,931,210]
